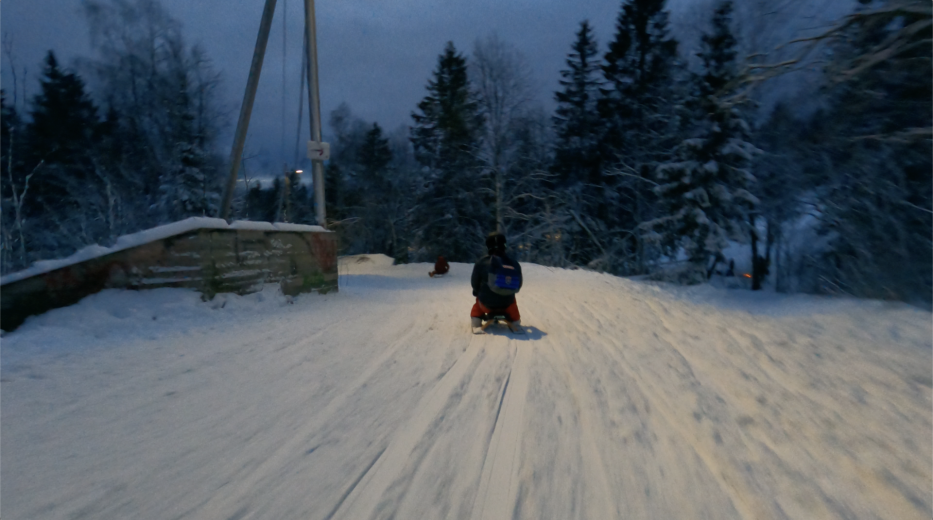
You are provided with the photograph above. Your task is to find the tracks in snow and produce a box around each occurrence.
[470,342,529,520]
[5,261,928,520]
[326,326,535,520]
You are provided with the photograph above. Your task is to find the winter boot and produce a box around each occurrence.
[471,317,484,334]
[508,320,525,334]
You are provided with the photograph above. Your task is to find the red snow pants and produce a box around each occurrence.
[470,298,521,322]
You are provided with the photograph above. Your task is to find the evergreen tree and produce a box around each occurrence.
[161,138,215,219]
[323,105,367,251]
[643,0,759,282]
[411,42,482,174]
[596,0,683,274]
[25,51,100,169]
[286,172,314,224]
[156,80,218,220]
[23,51,101,215]
[18,51,111,263]
[325,163,349,224]
[357,123,398,254]
[329,102,370,170]
[552,21,602,187]
[410,42,486,261]
[245,182,266,221]
[599,0,680,164]
[359,123,392,188]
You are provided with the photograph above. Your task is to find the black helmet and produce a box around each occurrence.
[486,232,506,254]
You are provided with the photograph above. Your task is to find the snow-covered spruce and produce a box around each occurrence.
[643,1,759,281]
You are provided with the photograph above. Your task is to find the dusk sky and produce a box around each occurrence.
[5,0,702,173]
[4,1,633,169]
[3,0,840,174]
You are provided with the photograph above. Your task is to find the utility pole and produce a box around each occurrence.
[220,0,277,221]
[219,0,328,227]
[303,0,327,228]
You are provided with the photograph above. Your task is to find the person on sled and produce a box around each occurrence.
[471,232,523,333]
[429,256,449,277]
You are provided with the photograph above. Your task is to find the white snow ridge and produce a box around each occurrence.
[2,255,931,519]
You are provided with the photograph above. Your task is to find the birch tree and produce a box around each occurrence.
[471,33,534,234]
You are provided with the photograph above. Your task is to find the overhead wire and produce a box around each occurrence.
[281,0,287,169]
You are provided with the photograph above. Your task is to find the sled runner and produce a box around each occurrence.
[472,313,524,334]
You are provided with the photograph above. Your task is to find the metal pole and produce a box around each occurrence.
[302,0,326,227]
[220,0,278,221]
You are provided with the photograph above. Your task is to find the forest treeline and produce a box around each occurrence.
[2,0,930,306]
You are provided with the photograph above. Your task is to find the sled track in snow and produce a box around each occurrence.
[470,343,526,520]
[321,447,387,520]
[331,330,491,518]
[522,291,617,519]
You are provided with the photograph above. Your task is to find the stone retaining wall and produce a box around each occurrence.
[1,227,337,331]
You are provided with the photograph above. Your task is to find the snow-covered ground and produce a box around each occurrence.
[2,255,931,520]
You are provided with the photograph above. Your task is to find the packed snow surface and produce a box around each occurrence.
[2,255,931,519]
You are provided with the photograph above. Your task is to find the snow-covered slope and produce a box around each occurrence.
[2,255,930,519]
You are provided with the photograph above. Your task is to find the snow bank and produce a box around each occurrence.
[657,279,925,318]
[1,284,292,359]
[339,254,396,268]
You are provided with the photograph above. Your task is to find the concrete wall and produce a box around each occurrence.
[1,228,337,332]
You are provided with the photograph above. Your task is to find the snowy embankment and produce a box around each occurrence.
[2,255,931,520]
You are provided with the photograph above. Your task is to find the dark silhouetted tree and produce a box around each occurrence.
[597,0,684,274]
[552,21,602,188]
[409,41,486,261]
[643,1,759,282]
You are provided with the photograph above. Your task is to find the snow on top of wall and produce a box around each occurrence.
[273,223,326,232]
[227,221,325,232]
[23,245,115,281]
[229,221,277,231]
[0,217,330,286]
[114,217,230,250]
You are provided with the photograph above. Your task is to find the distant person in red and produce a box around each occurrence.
[429,256,449,277]
[471,232,522,332]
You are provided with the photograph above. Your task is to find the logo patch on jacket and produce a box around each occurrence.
[488,256,521,296]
